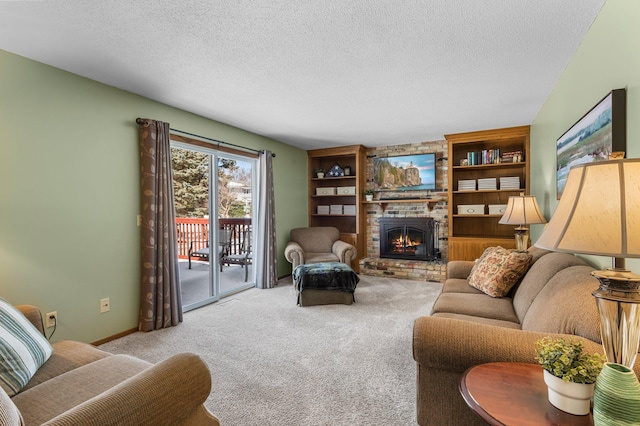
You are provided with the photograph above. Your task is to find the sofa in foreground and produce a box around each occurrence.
[0,304,219,426]
[413,247,640,425]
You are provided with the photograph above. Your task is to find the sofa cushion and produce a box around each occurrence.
[431,293,519,323]
[521,265,601,343]
[0,299,53,396]
[0,387,22,426]
[431,312,522,329]
[445,260,475,280]
[512,252,587,323]
[468,247,532,297]
[12,354,150,425]
[441,278,485,294]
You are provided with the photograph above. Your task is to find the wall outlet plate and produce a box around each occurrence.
[100,298,110,313]
[45,311,57,328]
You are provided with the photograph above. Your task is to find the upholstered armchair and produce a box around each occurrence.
[284,227,357,269]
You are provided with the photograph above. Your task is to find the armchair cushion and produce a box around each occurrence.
[0,299,53,396]
[290,227,340,253]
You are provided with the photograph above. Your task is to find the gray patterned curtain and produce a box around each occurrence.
[255,150,278,288]
[136,118,182,331]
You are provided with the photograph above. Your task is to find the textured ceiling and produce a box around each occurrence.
[0,1,605,150]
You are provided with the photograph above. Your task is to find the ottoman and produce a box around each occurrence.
[292,262,360,306]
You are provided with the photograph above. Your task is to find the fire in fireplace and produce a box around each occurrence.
[379,217,437,261]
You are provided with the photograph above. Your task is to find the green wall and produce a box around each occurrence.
[530,0,640,272]
[0,50,308,343]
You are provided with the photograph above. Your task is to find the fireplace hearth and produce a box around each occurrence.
[378,217,438,261]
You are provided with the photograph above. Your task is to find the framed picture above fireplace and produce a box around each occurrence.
[373,152,436,192]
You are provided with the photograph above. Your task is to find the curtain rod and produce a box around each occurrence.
[170,128,276,157]
[136,118,275,157]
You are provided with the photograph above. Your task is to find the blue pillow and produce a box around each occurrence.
[0,299,53,396]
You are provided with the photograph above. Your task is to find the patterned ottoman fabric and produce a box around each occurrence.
[293,262,359,306]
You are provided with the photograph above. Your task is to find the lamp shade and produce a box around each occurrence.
[498,195,547,226]
[535,159,640,258]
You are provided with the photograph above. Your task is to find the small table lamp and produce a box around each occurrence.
[499,194,547,251]
[535,159,640,368]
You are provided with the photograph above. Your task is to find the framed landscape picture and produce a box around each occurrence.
[556,88,626,199]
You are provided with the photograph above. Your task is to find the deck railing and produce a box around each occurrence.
[176,217,251,259]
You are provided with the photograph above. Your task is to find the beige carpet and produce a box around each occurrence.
[99,275,442,426]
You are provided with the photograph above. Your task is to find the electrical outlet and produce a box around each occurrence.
[100,298,110,313]
[137,215,142,227]
[45,311,57,328]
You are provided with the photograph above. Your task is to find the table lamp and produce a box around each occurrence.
[499,194,547,251]
[535,158,640,368]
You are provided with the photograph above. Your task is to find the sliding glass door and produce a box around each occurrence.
[171,143,256,311]
[217,154,255,295]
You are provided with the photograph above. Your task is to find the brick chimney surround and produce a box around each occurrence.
[359,140,448,282]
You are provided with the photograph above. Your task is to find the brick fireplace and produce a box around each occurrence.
[358,140,448,282]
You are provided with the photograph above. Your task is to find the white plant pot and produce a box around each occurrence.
[365,195,373,201]
[316,172,324,178]
[543,370,595,415]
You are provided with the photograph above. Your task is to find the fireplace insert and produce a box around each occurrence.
[379,217,437,261]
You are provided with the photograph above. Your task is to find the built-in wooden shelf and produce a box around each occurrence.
[452,214,504,218]
[452,162,524,170]
[453,189,523,194]
[363,197,447,213]
[446,125,530,261]
[308,145,366,272]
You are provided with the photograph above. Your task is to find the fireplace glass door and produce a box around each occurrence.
[379,218,436,261]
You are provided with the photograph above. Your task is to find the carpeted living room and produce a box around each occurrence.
[99,276,442,425]
[2,1,640,425]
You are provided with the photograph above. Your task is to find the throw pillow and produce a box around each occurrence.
[0,299,53,396]
[468,246,532,298]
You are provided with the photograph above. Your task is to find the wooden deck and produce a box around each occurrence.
[179,260,252,307]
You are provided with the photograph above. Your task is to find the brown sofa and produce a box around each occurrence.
[1,305,219,426]
[284,226,357,269]
[412,247,640,425]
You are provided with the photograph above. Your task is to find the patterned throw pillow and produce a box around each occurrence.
[0,299,53,396]
[468,246,533,298]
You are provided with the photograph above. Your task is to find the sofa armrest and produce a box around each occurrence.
[284,242,304,269]
[332,240,357,265]
[16,304,45,336]
[42,353,219,426]
[413,316,606,372]
[446,261,475,280]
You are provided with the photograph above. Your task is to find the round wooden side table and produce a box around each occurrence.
[460,362,593,425]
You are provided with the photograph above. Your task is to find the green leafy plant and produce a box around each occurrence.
[315,167,324,173]
[535,337,606,384]
[364,189,374,196]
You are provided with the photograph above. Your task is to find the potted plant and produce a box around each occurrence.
[364,189,374,202]
[535,336,606,415]
[315,167,325,179]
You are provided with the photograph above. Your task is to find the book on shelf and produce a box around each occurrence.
[477,178,497,190]
[458,179,476,191]
[466,149,502,165]
[499,176,520,190]
[501,150,524,163]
